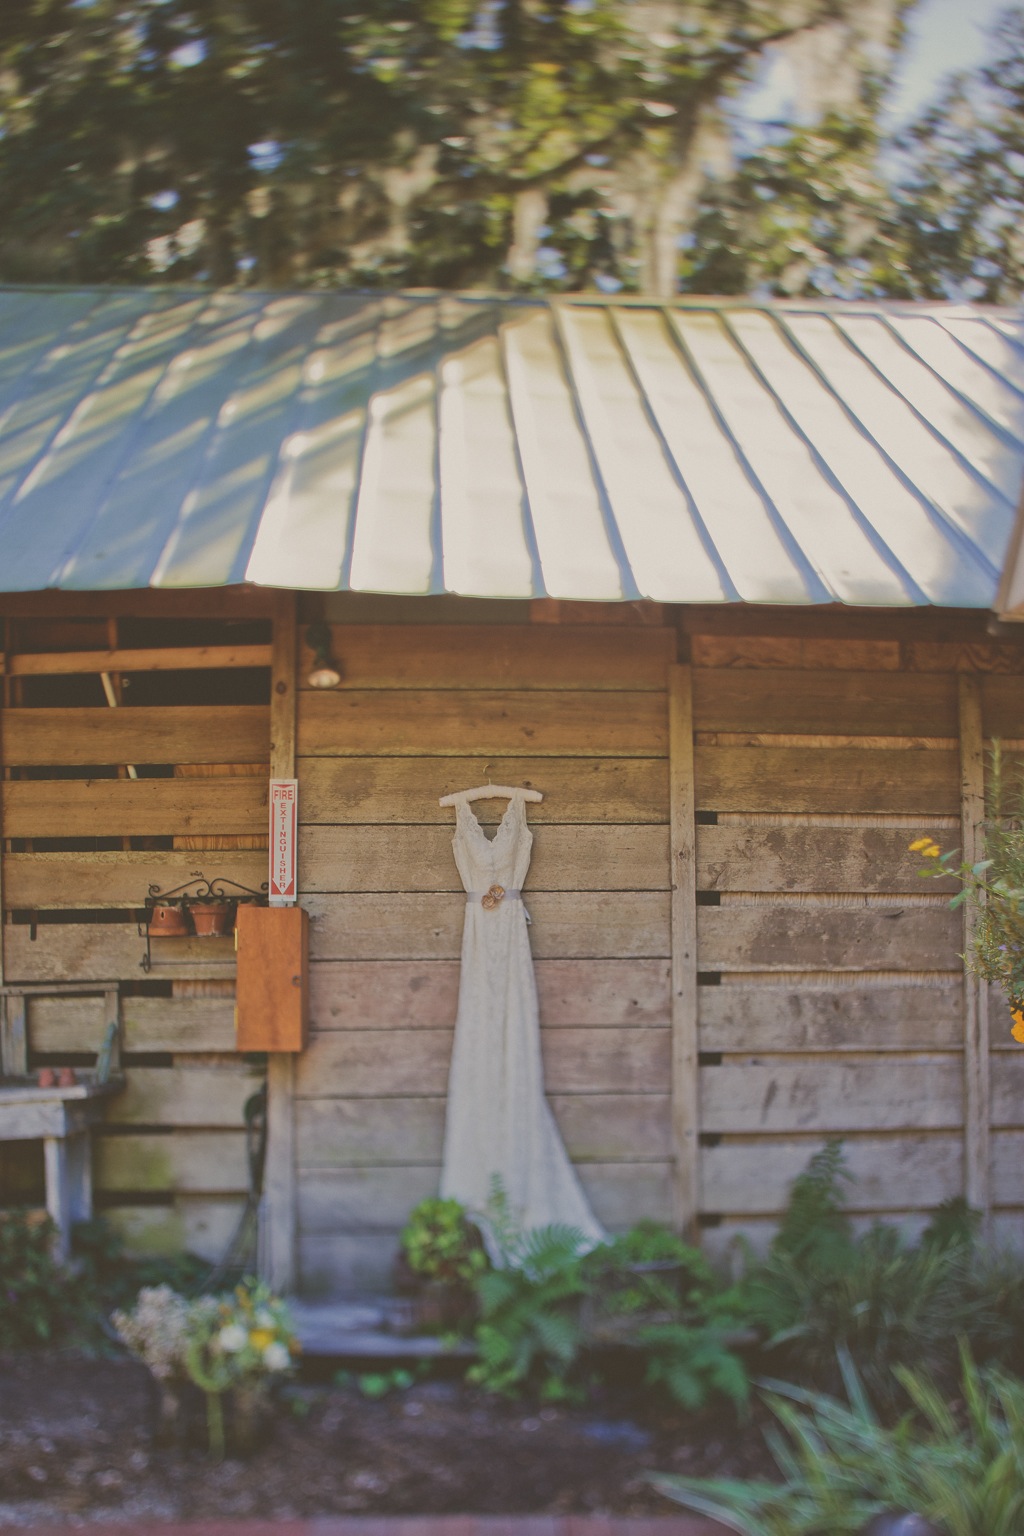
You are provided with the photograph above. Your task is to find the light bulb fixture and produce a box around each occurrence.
[305,620,342,689]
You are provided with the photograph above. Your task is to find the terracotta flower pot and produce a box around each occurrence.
[148,903,189,937]
[189,901,233,938]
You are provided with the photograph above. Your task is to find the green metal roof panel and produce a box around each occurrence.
[0,286,1020,605]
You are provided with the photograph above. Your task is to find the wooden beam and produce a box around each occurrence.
[4,645,272,676]
[0,587,276,620]
[668,663,699,1238]
[959,675,991,1230]
[265,590,298,1293]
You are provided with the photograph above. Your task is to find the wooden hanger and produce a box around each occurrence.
[439,782,543,807]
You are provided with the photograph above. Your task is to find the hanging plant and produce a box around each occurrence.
[914,743,1024,1040]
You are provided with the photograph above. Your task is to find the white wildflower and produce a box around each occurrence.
[263,1341,291,1372]
[218,1323,248,1353]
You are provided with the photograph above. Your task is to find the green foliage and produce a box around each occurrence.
[772,1137,853,1269]
[469,1222,590,1400]
[653,1343,1024,1536]
[399,1197,488,1287]
[915,744,1024,1014]
[333,1365,419,1398]
[738,1141,1024,1409]
[0,0,908,295]
[0,1211,77,1348]
[468,1203,748,1410]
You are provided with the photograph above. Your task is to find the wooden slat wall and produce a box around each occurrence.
[689,635,1020,1260]
[294,623,675,1294]
[0,611,270,1259]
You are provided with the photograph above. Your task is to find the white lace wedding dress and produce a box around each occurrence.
[439,790,605,1247]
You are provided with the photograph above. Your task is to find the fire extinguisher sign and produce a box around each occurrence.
[269,778,298,904]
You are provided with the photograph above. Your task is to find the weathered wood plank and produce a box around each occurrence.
[697,825,959,894]
[306,892,671,961]
[6,645,272,676]
[300,756,669,825]
[3,851,266,909]
[693,670,957,737]
[993,1131,1024,1206]
[701,1134,963,1215]
[2,706,269,766]
[982,675,1024,737]
[31,995,236,1054]
[106,1198,246,1262]
[296,1027,670,1099]
[94,1130,249,1193]
[692,637,901,671]
[296,1094,672,1167]
[303,624,674,691]
[698,980,964,1052]
[2,778,268,840]
[104,1065,261,1127]
[695,746,960,814]
[308,958,671,1030]
[697,905,961,971]
[990,1056,1024,1126]
[299,824,669,893]
[297,691,666,758]
[701,1057,963,1134]
[669,663,699,1237]
[298,1232,400,1294]
[0,588,275,621]
[3,924,236,983]
[298,1163,673,1232]
[905,641,1024,674]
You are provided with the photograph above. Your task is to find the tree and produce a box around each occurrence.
[892,5,1024,304]
[0,0,902,295]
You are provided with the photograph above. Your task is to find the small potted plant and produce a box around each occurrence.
[147,901,190,937]
[186,897,235,938]
[394,1197,488,1333]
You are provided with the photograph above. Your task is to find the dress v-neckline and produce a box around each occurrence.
[461,792,519,845]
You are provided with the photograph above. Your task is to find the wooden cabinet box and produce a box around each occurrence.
[235,905,309,1052]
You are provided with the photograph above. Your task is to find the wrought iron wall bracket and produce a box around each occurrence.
[139,872,269,971]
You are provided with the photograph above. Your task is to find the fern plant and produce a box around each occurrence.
[469,1223,590,1398]
[653,1343,1024,1536]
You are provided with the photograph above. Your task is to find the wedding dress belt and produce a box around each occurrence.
[468,885,522,909]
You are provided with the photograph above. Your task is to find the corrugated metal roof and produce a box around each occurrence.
[0,286,1021,604]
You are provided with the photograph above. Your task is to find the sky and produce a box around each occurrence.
[743,0,1008,131]
[888,0,1008,121]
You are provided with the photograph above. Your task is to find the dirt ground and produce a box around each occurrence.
[0,1351,775,1526]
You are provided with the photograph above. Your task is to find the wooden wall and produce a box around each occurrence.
[689,633,1024,1258]
[292,622,676,1293]
[0,600,272,1258]
[2,596,1021,1289]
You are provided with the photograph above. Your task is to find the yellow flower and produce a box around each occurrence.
[921,844,941,858]
[1012,1010,1024,1044]
[249,1328,274,1351]
[909,837,934,852]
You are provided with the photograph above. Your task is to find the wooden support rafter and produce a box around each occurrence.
[958,674,991,1232]
[263,590,299,1293]
[668,663,700,1238]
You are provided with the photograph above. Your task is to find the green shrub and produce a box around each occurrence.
[469,1222,589,1399]
[653,1343,1024,1536]
[0,1211,76,1348]
[739,1142,975,1405]
[399,1197,489,1288]
[467,1207,749,1410]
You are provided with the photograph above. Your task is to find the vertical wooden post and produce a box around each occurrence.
[959,674,991,1232]
[264,591,299,1292]
[668,663,700,1238]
